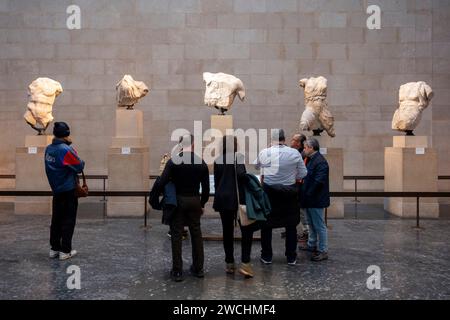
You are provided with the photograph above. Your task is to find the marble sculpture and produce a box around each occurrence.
[116,75,149,109]
[299,76,335,137]
[392,81,434,135]
[203,72,245,115]
[24,77,63,135]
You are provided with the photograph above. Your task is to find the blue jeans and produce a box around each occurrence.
[305,208,328,253]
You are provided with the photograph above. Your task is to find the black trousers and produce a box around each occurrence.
[219,210,260,264]
[170,196,204,273]
[261,225,297,261]
[50,189,78,254]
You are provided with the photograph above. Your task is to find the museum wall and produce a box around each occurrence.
[0,0,449,193]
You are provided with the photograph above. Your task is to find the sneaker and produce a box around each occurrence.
[238,263,254,278]
[170,270,184,282]
[259,257,272,265]
[225,263,235,274]
[167,230,189,240]
[190,265,204,278]
[311,252,328,262]
[59,250,77,261]
[287,258,297,266]
[49,249,59,259]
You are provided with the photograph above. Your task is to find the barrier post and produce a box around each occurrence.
[352,178,360,203]
[144,195,148,228]
[102,177,107,219]
[413,196,424,230]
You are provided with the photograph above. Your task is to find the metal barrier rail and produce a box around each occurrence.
[2,190,450,230]
[344,175,384,203]
[343,175,450,203]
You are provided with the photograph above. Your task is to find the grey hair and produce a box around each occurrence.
[305,137,320,151]
[271,128,285,142]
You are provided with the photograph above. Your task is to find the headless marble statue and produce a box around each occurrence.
[299,76,335,137]
[116,75,149,109]
[203,72,245,115]
[24,77,63,135]
[392,81,433,136]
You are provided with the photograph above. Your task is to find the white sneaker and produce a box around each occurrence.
[59,250,77,260]
[49,249,59,259]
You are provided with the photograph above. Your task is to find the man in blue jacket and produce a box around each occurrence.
[45,122,85,260]
[300,138,329,262]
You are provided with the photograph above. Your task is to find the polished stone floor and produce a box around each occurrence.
[0,211,449,300]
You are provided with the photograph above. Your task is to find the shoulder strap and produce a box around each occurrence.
[234,153,241,227]
[234,153,241,204]
[81,171,87,186]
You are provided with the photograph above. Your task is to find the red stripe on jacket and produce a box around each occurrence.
[62,150,80,166]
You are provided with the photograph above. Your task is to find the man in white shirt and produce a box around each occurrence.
[254,129,307,265]
[255,131,307,185]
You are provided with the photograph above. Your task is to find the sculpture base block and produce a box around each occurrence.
[384,137,439,218]
[15,135,53,215]
[111,137,145,148]
[326,199,344,219]
[393,136,428,148]
[14,198,52,215]
[107,198,148,217]
[205,115,234,171]
[115,109,144,137]
[25,135,53,147]
[384,198,439,218]
[107,146,149,217]
[211,115,233,136]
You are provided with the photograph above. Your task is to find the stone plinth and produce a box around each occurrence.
[111,109,145,147]
[393,136,428,148]
[204,115,234,171]
[107,110,149,217]
[211,115,233,137]
[384,136,439,218]
[15,135,53,215]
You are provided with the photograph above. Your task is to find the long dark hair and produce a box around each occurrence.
[221,135,238,155]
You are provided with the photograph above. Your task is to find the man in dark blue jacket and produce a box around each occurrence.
[45,122,85,260]
[300,138,329,261]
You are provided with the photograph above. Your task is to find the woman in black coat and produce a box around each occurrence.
[213,135,258,278]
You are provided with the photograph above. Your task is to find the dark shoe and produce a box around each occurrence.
[167,230,189,240]
[287,257,297,266]
[190,265,204,278]
[225,263,235,274]
[170,270,184,282]
[311,252,328,262]
[287,260,297,266]
[259,256,272,265]
[298,231,309,242]
[299,243,317,252]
